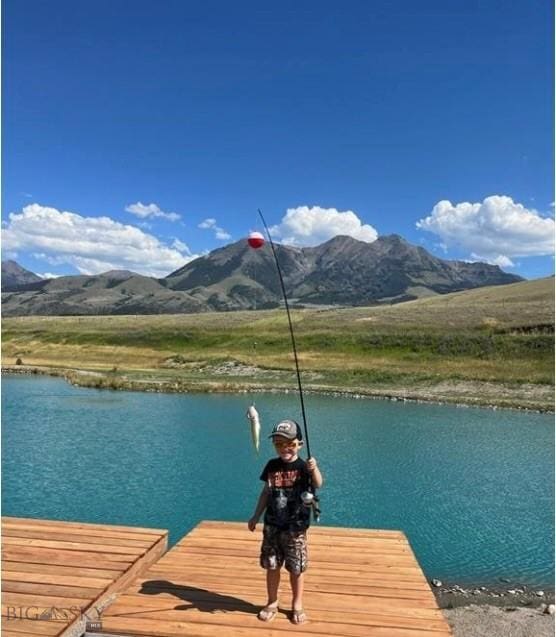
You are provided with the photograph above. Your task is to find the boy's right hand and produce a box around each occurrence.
[247,516,258,532]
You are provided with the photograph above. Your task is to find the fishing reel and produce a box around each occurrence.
[301,490,321,523]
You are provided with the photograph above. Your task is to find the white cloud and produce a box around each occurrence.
[125,201,180,222]
[37,272,59,279]
[2,204,197,277]
[269,205,378,246]
[215,229,232,240]
[417,196,554,263]
[491,255,515,268]
[470,253,515,268]
[171,238,190,253]
[198,218,231,241]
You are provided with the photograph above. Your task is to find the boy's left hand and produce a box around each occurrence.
[306,457,318,473]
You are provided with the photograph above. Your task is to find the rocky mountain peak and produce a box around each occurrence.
[100,269,137,279]
[1,260,43,291]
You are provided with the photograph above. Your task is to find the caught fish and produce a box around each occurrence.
[246,404,261,453]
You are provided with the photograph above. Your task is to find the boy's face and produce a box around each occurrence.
[272,435,302,462]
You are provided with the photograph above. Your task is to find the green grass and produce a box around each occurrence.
[2,278,554,392]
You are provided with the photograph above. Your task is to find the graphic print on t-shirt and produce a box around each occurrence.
[268,468,302,489]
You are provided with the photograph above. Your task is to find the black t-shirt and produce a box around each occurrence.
[260,457,311,532]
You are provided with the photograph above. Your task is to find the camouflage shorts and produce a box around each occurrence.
[260,525,308,575]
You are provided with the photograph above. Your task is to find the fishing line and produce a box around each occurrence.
[249,341,258,405]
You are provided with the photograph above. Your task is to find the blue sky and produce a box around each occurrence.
[2,0,554,279]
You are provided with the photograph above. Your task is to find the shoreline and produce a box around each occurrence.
[432,584,555,610]
[2,364,554,413]
[429,583,555,636]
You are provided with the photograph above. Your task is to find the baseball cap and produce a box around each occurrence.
[269,419,303,441]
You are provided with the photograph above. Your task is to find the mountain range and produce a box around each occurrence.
[1,235,522,316]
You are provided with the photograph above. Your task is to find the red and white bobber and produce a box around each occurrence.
[247,231,265,249]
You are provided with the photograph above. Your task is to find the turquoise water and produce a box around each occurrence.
[2,374,554,588]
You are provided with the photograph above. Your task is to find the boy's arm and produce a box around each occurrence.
[307,457,324,489]
[248,484,269,531]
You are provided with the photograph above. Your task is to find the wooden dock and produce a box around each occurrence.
[1,516,168,637]
[97,521,453,637]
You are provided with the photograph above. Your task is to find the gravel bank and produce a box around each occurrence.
[444,604,555,637]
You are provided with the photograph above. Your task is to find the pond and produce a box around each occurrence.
[2,374,554,588]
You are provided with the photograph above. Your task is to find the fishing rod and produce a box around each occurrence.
[253,209,321,521]
[256,209,312,458]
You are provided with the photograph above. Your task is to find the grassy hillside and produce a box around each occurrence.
[2,277,554,409]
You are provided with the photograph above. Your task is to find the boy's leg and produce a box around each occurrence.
[258,569,281,621]
[290,571,304,611]
[284,530,308,623]
[266,567,281,606]
[258,525,283,621]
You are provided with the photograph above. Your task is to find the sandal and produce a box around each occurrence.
[291,609,307,624]
[258,604,278,622]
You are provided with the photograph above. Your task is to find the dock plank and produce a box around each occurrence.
[2,527,156,548]
[104,600,449,631]
[2,618,63,635]
[145,565,430,588]
[94,614,453,637]
[2,517,166,536]
[3,570,113,588]
[2,536,147,555]
[2,545,136,568]
[2,562,122,579]
[197,520,406,538]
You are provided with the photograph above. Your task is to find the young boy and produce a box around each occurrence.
[248,419,323,625]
